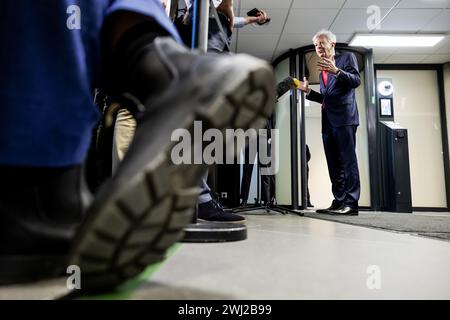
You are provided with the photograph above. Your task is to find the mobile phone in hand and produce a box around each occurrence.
[247,8,271,25]
[247,8,260,16]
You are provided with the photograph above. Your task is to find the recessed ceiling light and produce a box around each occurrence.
[349,34,445,47]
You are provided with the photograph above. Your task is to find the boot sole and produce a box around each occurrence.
[69,60,275,292]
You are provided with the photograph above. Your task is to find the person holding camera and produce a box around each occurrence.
[178,0,269,52]
[209,0,269,52]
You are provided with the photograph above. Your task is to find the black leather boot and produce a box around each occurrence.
[69,35,276,291]
[0,166,90,285]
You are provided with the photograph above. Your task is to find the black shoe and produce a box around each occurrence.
[210,193,235,213]
[315,203,343,214]
[198,200,246,223]
[0,166,90,285]
[307,202,314,208]
[329,206,359,216]
[69,37,274,291]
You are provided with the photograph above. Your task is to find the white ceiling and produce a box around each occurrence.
[230,0,450,64]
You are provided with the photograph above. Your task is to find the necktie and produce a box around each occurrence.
[322,70,328,87]
[321,71,328,110]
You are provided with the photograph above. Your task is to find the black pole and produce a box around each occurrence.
[437,65,450,211]
[298,50,307,210]
[364,49,379,211]
[289,50,299,210]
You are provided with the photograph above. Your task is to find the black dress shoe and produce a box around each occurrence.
[315,203,342,214]
[329,206,359,216]
[198,200,246,223]
[240,200,248,207]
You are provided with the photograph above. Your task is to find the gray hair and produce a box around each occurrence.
[312,30,337,43]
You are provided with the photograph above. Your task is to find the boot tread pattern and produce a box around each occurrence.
[70,64,275,291]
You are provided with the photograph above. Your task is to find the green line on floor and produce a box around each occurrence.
[78,244,181,300]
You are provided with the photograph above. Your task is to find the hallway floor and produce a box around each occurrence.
[1,211,450,299]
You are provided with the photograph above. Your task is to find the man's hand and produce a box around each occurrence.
[298,77,310,94]
[217,0,235,31]
[317,57,339,75]
[256,10,268,24]
[246,10,269,25]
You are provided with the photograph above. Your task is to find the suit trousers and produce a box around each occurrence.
[322,119,360,208]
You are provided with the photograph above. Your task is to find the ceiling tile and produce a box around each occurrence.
[344,0,398,8]
[421,9,450,31]
[380,9,442,31]
[390,41,445,54]
[373,53,392,63]
[240,0,292,9]
[277,34,315,50]
[292,0,346,9]
[233,0,240,11]
[434,36,450,53]
[371,47,401,55]
[284,9,339,34]
[397,0,449,9]
[335,34,353,43]
[384,54,429,62]
[246,51,273,62]
[331,8,390,33]
[229,1,450,64]
[274,47,291,60]
[237,8,288,34]
[230,34,237,52]
[236,33,279,59]
[421,54,450,63]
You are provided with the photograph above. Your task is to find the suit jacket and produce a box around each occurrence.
[306,51,361,129]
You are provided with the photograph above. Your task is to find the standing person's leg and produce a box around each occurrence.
[240,161,254,205]
[195,10,226,209]
[331,125,360,213]
[198,170,213,205]
[240,133,258,205]
[198,169,246,223]
[306,144,313,207]
[317,126,346,213]
[306,164,312,207]
[112,109,137,173]
[258,128,271,204]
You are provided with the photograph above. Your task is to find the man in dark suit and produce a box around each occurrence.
[298,30,361,215]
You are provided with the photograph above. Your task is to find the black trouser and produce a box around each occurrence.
[241,162,275,204]
[306,144,311,205]
[322,118,360,208]
[240,121,275,204]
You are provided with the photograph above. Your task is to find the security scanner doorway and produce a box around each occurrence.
[273,45,417,214]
